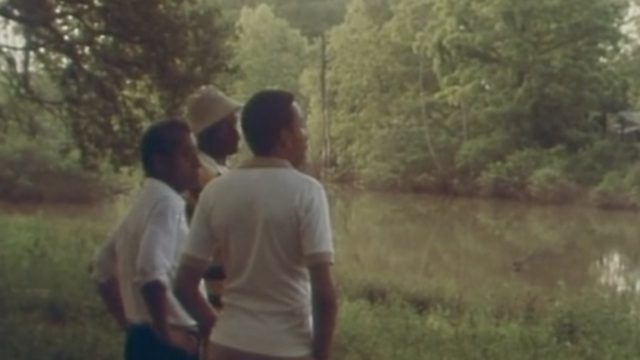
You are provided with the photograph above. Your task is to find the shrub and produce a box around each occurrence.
[590,164,640,210]
[479,147,568,200]
[527,166,581,204]
[3,215,640,360]
[0,137,130,203]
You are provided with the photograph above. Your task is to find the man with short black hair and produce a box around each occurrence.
[92,119,206,360]
[176,90,338,360]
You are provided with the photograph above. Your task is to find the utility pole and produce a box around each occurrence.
[320,32,330,180]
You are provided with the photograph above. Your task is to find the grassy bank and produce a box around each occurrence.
[2,215,640,359]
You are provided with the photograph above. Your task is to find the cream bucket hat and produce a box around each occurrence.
[185,85,242,134]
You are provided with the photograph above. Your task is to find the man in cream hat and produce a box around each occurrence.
[184,85,242,309]
[185,85,243,183]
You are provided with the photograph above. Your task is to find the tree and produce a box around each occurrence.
[0,0,233,171]
[422,0,628,153]
[230,4,308,101]
[317,0,387,180]
[214,0,350,37]
[302,0,447,187]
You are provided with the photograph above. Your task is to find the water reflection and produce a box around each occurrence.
[596,251,640,293]
[328,187,640,294]
[2,187,640,295]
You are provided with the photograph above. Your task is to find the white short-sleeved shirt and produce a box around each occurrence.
[92,178,207,328]
[182,157,334,358]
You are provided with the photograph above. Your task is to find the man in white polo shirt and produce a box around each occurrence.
[175,90,339,360]
[92,119,206,360]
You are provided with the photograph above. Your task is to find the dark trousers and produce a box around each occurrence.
[125,324,198,360]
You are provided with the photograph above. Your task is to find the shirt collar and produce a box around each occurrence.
[238,157,293,169]
[143,177,185,206]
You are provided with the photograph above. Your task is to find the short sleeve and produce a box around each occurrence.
[299,181,334,266]
[134,201,181,286]
[182,187,217,265]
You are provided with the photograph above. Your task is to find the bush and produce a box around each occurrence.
[4,215,640,360]
[590,164,640,210]
[0,215,121,360]
[527,166,582,204]
[567,140,640,186]
[0,137,130,203]
[478,147,568,200]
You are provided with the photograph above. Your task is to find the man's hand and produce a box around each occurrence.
[154,326,200,354]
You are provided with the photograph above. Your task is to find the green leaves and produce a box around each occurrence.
[230,4,308,101]
[0,0,233,171]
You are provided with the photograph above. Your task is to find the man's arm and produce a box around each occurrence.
[309,263,338,360]
[135,202,180,340]
[175,256,217,338]
[92,233,127,330]
[300,181,338,360]
[176,186,219,337]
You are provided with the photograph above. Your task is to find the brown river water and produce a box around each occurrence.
[2,187,639,296]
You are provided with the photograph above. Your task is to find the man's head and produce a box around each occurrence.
[185,85,242,158]
[140,119,200,192]
[241,90,307,167]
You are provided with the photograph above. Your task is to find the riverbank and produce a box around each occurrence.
[317,138,640,212]
[3,214,640,360]
[3,130,640,212]
[3,169,638,214]
[322,166,640,212]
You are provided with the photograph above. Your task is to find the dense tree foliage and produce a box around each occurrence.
[0,0,232,171]
[230,4,308,101]
[3,0,640,206]
[213,0,348,37]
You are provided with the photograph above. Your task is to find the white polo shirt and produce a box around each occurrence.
[182,157,334,358]
[92,178,206,328]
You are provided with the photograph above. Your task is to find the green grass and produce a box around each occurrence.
[2,215,640,360]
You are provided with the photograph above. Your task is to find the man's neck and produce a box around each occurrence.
[200,150,226,166]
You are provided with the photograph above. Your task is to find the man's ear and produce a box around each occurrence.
[279,127,294,149]
[151,153,167,175]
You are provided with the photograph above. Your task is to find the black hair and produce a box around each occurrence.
[140,118,192,177]
[241,89,295,156]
